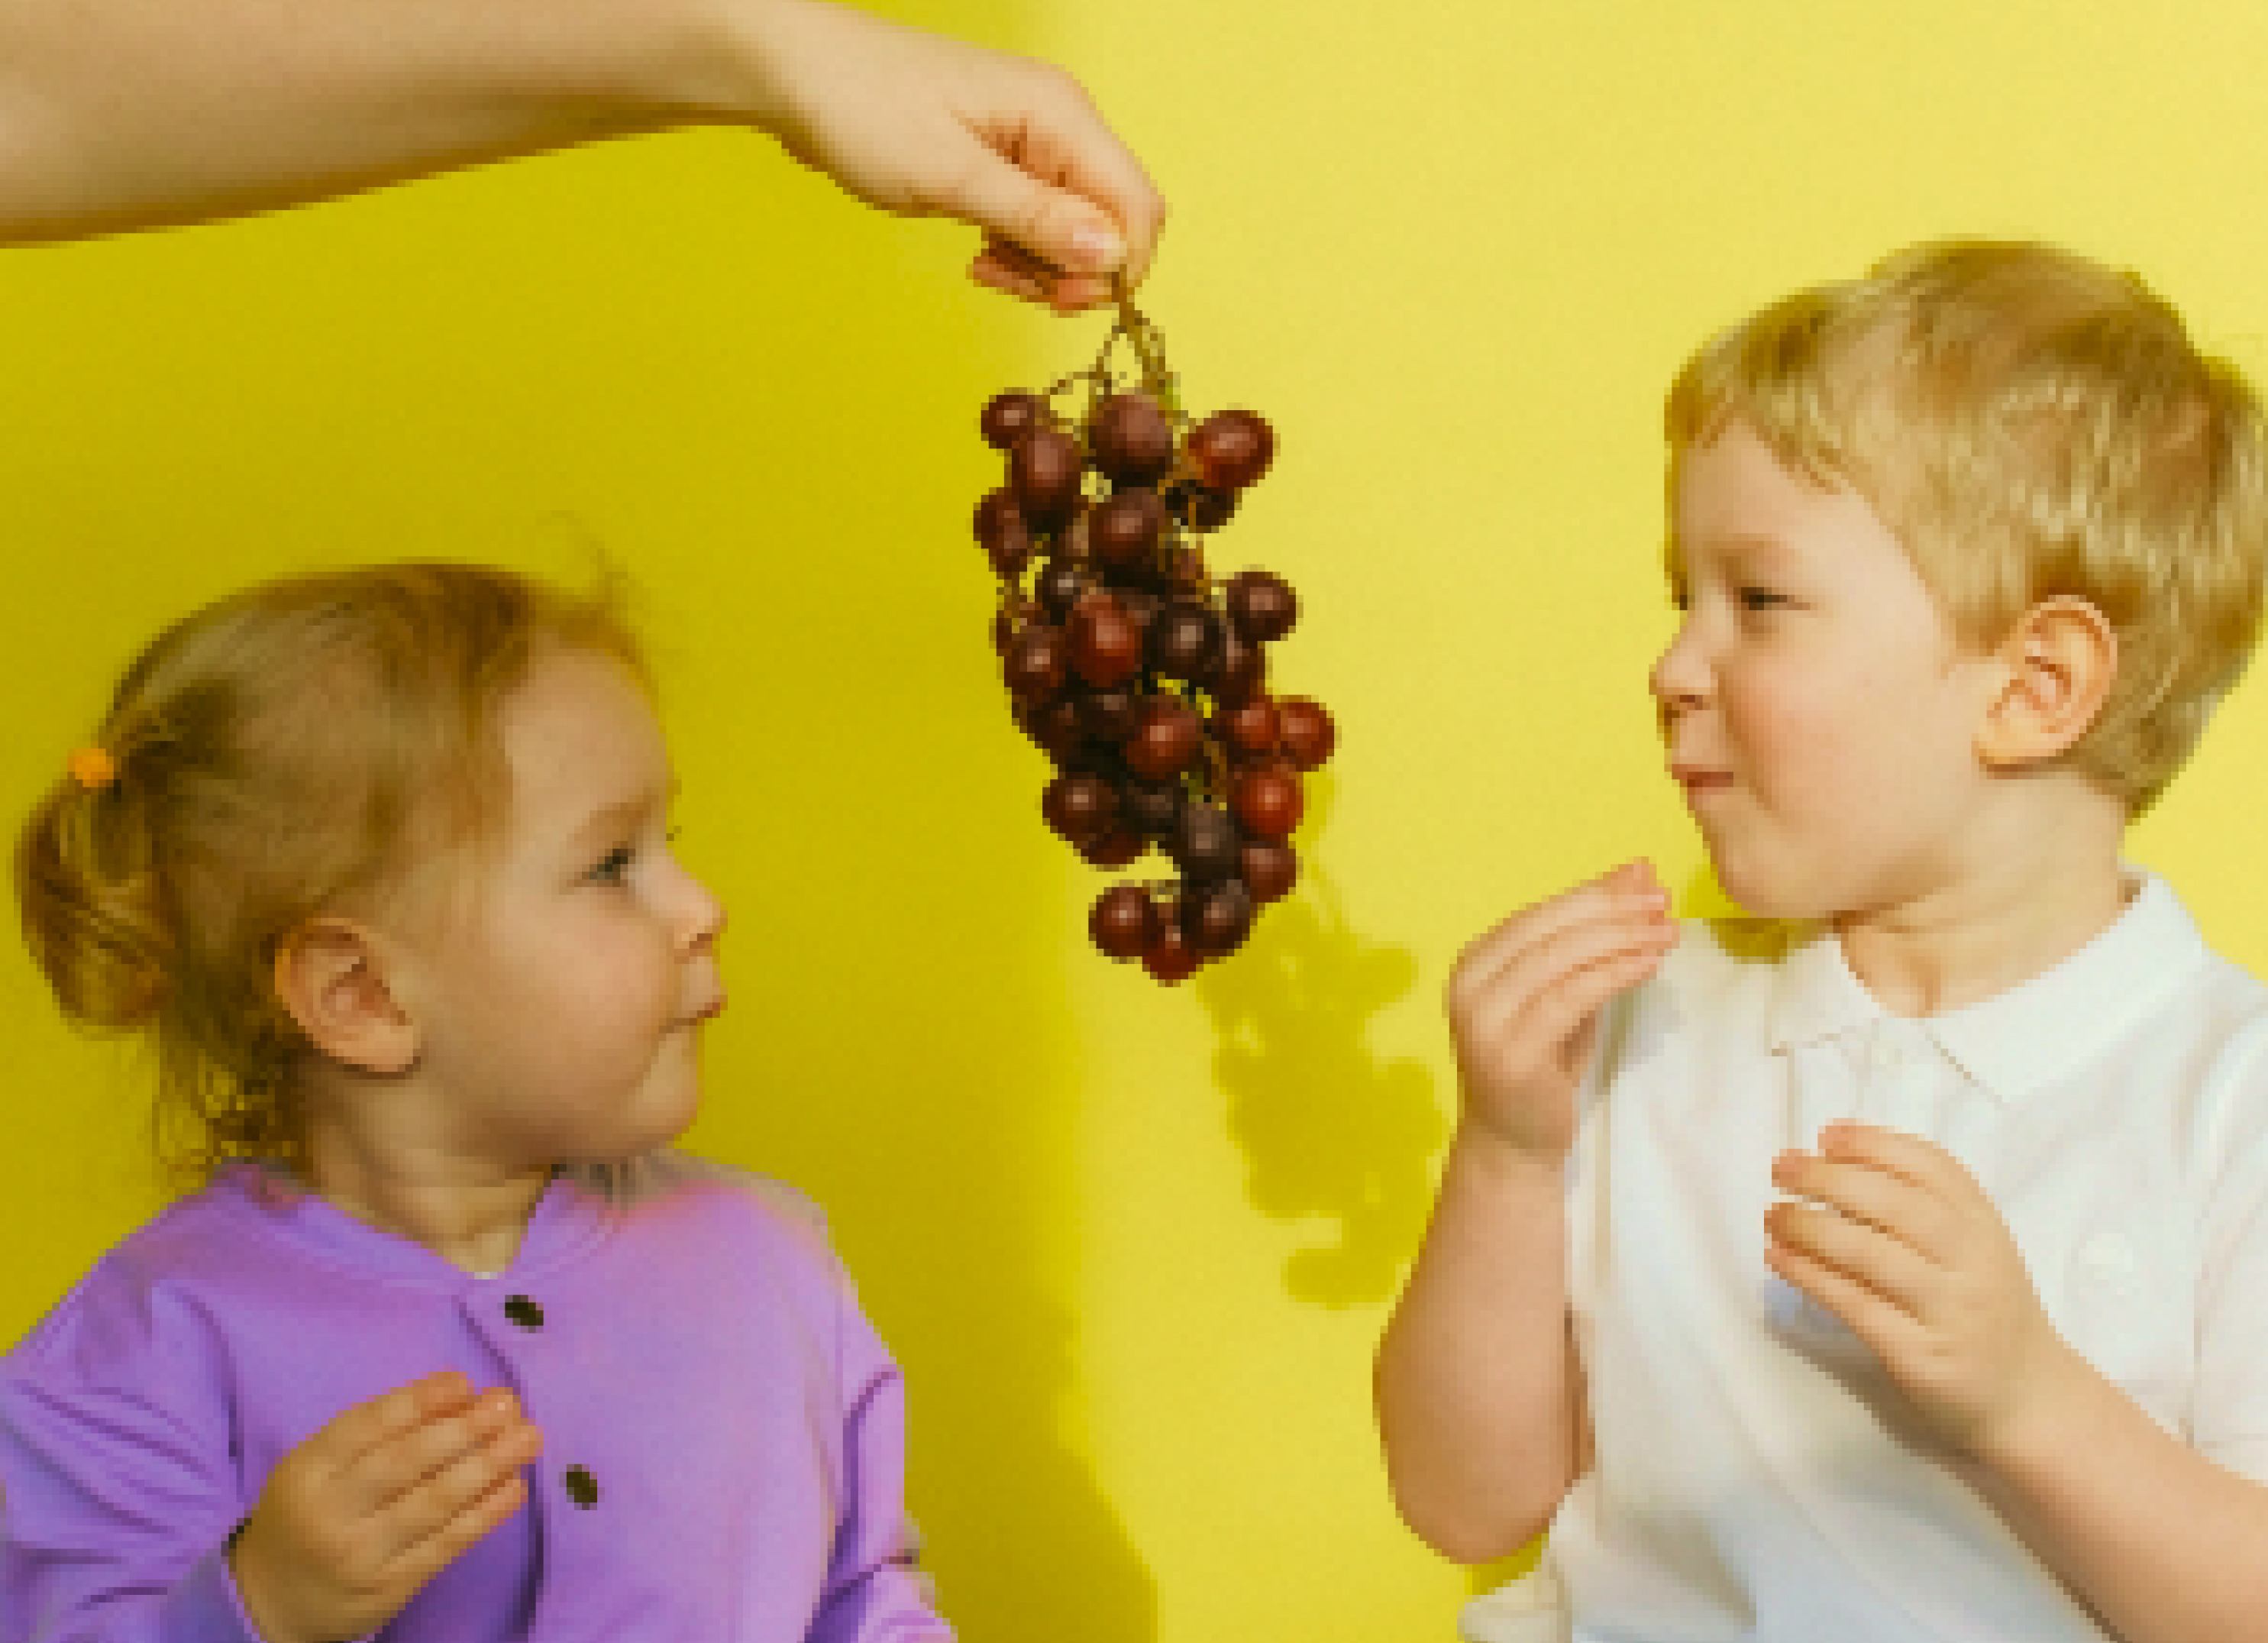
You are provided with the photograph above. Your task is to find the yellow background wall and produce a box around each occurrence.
[8,4,2268,1638]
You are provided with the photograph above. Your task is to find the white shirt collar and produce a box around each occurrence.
[1764,870,2211,1103]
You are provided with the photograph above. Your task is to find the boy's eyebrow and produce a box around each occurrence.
[1675,530,1804,568]
[565,775,680,845]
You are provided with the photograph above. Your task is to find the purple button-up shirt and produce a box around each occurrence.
[2,1151,954,1642]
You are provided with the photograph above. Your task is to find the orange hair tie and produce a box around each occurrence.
[67,745,119,792]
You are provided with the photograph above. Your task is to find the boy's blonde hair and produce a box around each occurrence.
[14,561,647,1186]
[1668,239,2268,812]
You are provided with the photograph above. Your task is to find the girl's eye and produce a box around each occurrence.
[1738,587,1788,612]
[588,844,637,885]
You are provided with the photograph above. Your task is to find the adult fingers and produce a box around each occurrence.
[958,63,1165,288]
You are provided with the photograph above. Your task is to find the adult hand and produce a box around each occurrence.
[1766,1123,2087,1460]
[229,1371,543,1643]
[1445,860,1678,1161]
[748,0,1165,312]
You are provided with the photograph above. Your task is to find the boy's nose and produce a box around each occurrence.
[1649,626,1711,720]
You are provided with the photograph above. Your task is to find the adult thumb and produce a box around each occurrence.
[950,148,1127,277]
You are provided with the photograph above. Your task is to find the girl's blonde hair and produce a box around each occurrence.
[15,561,647,1186]
[1668,239,2268,812]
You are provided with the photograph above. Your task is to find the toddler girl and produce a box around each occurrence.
[3,561,949,1641]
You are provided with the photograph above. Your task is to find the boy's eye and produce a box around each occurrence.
[588,844,637,885]
[1738,587,1788,611]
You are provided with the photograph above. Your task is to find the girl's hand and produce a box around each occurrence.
[228,1371,544,1643]
[1766,1124,2087,1460]
[745,0,1165,312]
[1446,860,1677,1163]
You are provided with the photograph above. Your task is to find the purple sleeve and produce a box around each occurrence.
[2,1291,262,1642]
[806,1281,953,1643]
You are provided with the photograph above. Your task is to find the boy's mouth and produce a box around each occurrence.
[1669,762,1733,795]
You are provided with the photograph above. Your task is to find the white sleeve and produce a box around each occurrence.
[2190,1022,2268,1480]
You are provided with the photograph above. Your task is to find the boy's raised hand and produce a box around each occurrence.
[1446,860,1678,1159]
[228,1370,544,1643]
[1766,1124,2086,1461]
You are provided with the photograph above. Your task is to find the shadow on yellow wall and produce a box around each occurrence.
[1195,775,1443,1308]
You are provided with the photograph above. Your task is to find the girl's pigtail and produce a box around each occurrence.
[14,727,178,1035]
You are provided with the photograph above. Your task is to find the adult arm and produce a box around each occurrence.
[0,0,1162,309]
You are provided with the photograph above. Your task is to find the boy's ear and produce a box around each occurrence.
[271,917,420,1076]
[1976,596,2118,771]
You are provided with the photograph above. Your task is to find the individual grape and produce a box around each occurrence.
[1224,570,1297,642]
[1217,697,1281,756]
[1035,558,1094,621]
[1240,839,1298,904]
[1165,545,1212,597]
[1077,826,1148,869]
[1142,914,1200,984]
[1275,697,1336,769]
[1080,684,1143,742]
[1042,771,1118,843]
[1090,392,1176,485]
[1171,800,1242,881]
[1090,487,1167,568]
[1185,409,1275,492]
[981,391,1048,451]
[1147,602,1223,681]
[987,532,1033,580]
[1032,696,1089,761]
[1182,878,1255,958]
[1207,629,1266,706]
[1003,625,1068,700]
[1123,697,1203,780]
[1068,594,1144,689]
[1090,883,1159,959]
[1119,775,1183,839]
[1179,480,1233,533]
[1011,427,1087,526]
[974,487,1024,548]
[1230,765,1303,839]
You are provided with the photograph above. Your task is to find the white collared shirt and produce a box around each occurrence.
[1539,872,2268,1642]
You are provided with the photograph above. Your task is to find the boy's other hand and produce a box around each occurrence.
[1766,1124,2086,1461]
[1446,860,1678,1162]
[749,0,1165,313]
[228,1370,544,1643]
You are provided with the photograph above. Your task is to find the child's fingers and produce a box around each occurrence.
[310,1371,475,1476]
[1449,862,1666,1011]
[376,1464,533,1596]
[1764,1236,1926,1370]
[1456,898,1676,1050]
[1766,1199,1937,1319]
[344,1388,525,1515]
[1773,1151,1955,1266]
[367,1415,543,1573]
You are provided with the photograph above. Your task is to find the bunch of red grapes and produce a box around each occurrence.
[974,299,1335,982]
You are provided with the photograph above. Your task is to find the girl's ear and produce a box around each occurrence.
[272,918,419,1075]
[1975,596,2118,771]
